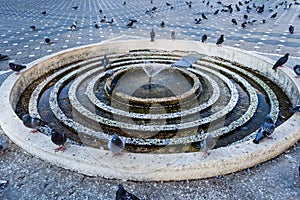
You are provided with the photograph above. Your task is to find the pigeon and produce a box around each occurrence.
[201,34,207,43]
[166,2,171,6]
[108,134,125,156]
[241,22,247,29]
[99,15,106,23]
[99,9,103,14]
[22,114,48,133]
[253,114,275,144]
[202,13,208,20]
[231,19,238,25]
[126,21,134,27]
[44,38,51,45]
[103,69,114,78]
[160,21,165,28]
[289,105,300,113]
[9,63,26,74]
[0,137,9,155]
[30,25,36,30]
[244,14,248,20]
[196,133,219,158]
[272,53,289,71]
[51,128,67,152]
[294,65,300,76]
[107,19,114,25]
[270,12,277,19]
[214,9,219,15]
[70,21,77,31]
[150,28,155,42]
[94,22,99,29]
[235,4,240,11]
[289,25,294,34]
[102,54,109,69]
[195,18,201,24]
[0,54,9,61]
[72,6,78,10]
[171,30,176,40]
[41,11,46,15]
[216,34,224,46]
[116,184,140,200]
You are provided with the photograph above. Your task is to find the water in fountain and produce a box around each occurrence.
[14,49,293,153]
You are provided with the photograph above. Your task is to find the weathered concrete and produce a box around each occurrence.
[1,39,300,181]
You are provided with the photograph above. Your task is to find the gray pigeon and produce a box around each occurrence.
[116,184,140,200]
[293,65,300,76]
[0,137,9,155]
[197,133,219,158]
[102,54,109,69]
[108,134,125,156]
[22,114,48,133]
[253,114,275,144]
[171,30,176,40]
[150,28,155,42]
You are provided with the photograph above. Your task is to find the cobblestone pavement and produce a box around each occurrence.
[0,0,300,199]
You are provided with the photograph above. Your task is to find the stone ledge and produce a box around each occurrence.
[1,39,300,181]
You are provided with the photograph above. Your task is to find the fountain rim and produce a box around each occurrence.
[0,39,300,181]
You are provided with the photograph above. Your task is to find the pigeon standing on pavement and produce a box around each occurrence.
[201,34,207,43]
[289,25,294,34]
[272,53,289,71]
[231,19,238,25]
[30,25,36,30]
[45,38,51,45]
[9,63,26,74]
[116,184,140,200]
[0,136,9,155]
[196,133,219,158]
[51,128,67,152]
[216,34,224,46]
[150,28,155,42]
[22,114,48,133]
[171,30,176,40]
[70,21,77,31]
[253,114,275,144]
[0,54,9,61]
[293,65,300,76]
[108,134,125,156]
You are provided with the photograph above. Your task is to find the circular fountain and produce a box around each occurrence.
[1,39,300,181]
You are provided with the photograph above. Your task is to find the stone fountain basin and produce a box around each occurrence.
[0,39,300,181]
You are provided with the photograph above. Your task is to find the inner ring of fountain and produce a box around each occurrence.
[1,39,300,181]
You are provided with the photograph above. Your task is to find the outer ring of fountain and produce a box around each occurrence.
[1,39,300,181]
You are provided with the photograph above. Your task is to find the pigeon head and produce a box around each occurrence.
[111,134,123,146]
[285,53,289,57]
[22,114,31,123]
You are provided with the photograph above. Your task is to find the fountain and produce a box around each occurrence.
[0,39,300,181]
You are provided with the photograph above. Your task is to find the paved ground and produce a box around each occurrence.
[1,0,300,199]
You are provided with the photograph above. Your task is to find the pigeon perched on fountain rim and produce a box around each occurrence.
[293,65,300,76]
[51,128,67,152]
[22,114,48,133]
[253,114,275,144]
[108,134,125,155]
[9,62,26,74]
[272,53,289,71]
